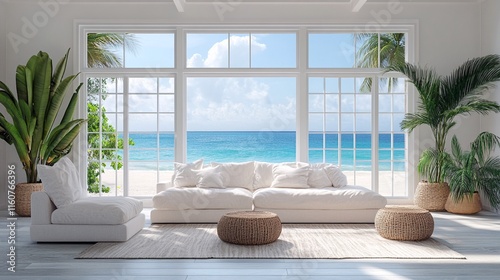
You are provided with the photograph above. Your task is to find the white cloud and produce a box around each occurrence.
[187,35,266,68]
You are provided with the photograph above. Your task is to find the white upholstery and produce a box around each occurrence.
[211,161,255,190]
[30,192,145,242]
[253,185,387,210]
[151,161,388,224]
[51,197,143,225]
[37,158,83,208]
[153,187,253,210]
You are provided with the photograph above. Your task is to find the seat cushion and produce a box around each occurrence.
[253,185,387,210]
[51,197,143,225]
[153,187,253,210]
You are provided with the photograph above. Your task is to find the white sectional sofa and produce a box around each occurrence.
[151,161,387,223]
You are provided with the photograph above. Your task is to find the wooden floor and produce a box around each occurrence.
[1,209,499,279]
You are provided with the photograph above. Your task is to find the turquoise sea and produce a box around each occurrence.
[125,131,405,171]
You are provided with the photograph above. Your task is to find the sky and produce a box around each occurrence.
[97,32,405,132]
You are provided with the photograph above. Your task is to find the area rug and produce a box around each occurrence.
[77,224,464,259]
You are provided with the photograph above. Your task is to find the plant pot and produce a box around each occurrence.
[414,181,450,211]
[445,192,482,214]
[15,183,44,217]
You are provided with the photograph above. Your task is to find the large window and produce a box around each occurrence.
[80,26,413,198]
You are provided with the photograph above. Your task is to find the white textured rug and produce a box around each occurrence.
[77,224,464,259]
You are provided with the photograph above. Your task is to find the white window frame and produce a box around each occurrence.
[75,23,417,202]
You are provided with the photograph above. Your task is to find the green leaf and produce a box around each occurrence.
[43,75,78,137]
[51,49,69,98]
[61,83,82,125]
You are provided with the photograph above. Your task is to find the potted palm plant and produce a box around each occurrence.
[387,54,500,211]
[444,132,500,214]
[0,49,86,216]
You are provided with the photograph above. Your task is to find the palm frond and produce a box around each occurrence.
[441,54,500,111]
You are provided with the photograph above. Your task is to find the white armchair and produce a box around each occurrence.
[30,191,145,242]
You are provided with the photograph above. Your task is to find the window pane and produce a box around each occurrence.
[309,113,323,132]
[229,33,250,68]
[309,33,355,68]
[309,77,324,93]
[129,94,157,113]
[355,33,379,68]
[187,77,296,162]
[129,78,157,93]
[309,95,324,113]
[124,33,174,68]
[379,33,406,68]
[187,33,228,68]
[251,33,296,68]
[87,33,174,68]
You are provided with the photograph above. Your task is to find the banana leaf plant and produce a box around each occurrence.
[0,49,86,183]
[445,132,500,209]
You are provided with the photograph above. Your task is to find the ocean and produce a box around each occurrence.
[125,131,405,171]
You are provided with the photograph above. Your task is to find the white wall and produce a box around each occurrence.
[480,0,500,213]
[0,0,484,208]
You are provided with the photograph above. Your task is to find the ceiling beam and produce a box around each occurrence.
[173,0,186,12]
[351,0,367,12]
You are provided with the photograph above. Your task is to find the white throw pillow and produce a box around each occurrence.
[253,161,275,189]
[312,163,348,188]
[195,166,226,188]
[270,164,310,188]
[172,159,204,188]
[37,157,82,208]
[308,168,333,188]
[211,161,255,190]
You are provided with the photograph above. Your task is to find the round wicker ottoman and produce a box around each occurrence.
[375,205,434,241]
[217,211,282,245]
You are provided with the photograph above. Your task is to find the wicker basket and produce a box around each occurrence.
[217,211,282,245]
[15,183,44,217]
[445,192,482,214]
[375,205,434,241]
[414,181,450,211]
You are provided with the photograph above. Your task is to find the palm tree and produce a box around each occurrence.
[387,55,500,183]
[355,33,406,92]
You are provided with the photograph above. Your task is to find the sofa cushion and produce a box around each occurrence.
[172,159,204,187]
[308,168,332,188]
[253,161,275,189]
[211,161,255,190]
[253,185,387,210]
[195,166,226,188]
[311,163,348,188]
[37,157,83,208]
[271,164,310,188]
[153,187,253,210]
[51,197,143,225]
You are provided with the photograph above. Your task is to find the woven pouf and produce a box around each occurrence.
[375,205,434,241]
[217,211,282,245]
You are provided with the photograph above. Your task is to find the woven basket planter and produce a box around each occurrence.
[217,211,282,245]
[15,183,43,217]
[445,192,482,214]
[414,181,450,211]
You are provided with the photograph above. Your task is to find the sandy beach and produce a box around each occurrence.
[97,168,407,197]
